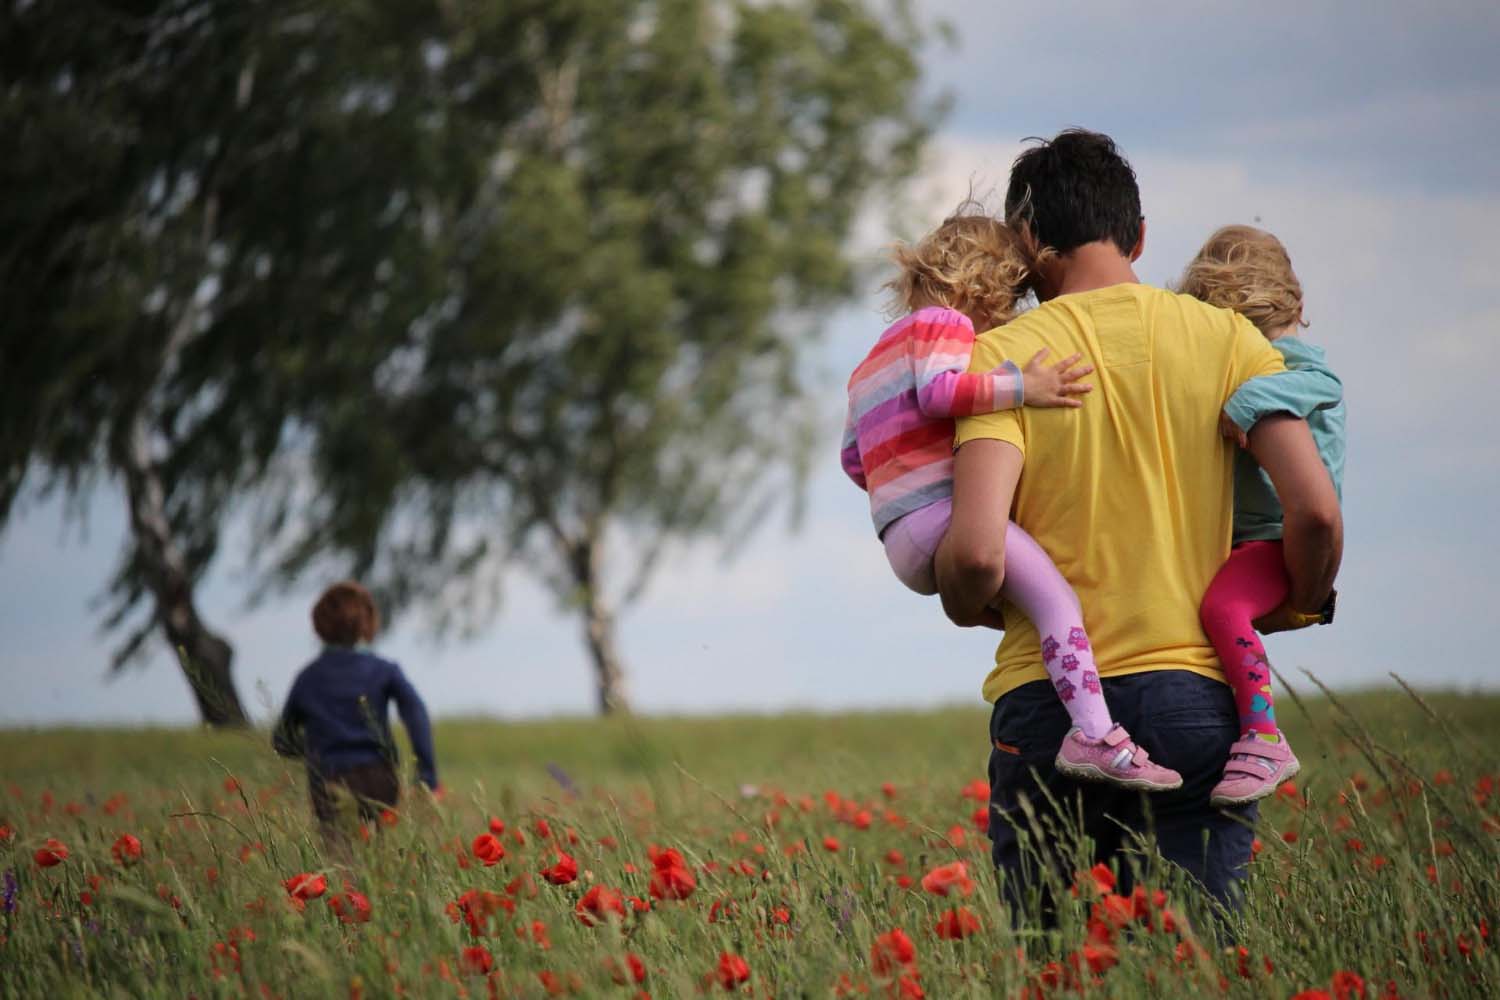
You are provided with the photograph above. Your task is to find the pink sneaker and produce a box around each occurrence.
[1054,725,1183,792]
[1211,736,1301,807]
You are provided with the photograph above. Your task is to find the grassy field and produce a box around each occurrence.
[1,687,1496,997]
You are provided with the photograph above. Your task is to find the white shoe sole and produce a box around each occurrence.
[1210,758,1303,808]
[1054,755,1183,792]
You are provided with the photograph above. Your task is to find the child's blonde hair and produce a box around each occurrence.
[1178,225,1305,336]
[884,201,1038,331]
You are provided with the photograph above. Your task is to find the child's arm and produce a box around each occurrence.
[271,687,303,758]
[839,405,868,491]
[389,666,439,789]
[911,314,1093,417]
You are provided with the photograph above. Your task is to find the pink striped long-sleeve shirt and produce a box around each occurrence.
[841,306,1023,535]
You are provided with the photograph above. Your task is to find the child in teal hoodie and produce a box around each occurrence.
[1181,225,1345,806]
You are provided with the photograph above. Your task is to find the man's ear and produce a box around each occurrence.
[1129,217,1146,262]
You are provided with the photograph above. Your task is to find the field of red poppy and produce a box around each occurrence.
[1,687,1496,998]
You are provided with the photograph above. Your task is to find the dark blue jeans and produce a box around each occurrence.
[987,670,1257,920]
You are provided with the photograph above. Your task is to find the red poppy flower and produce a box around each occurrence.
[934,907,981,940]
[1080,941,1118,975]
[1081,862,1115,895]
[530,919,551,950]
[882,782,898,799]
[0,824,13,843]
[822,835,842,852]
[648,848,696,900]
[961,778,989,801]
[540,850,579,886]
[460,946,493,975]
[1331,971,1367,1000]
[714,951,751,990]
[1290,992,1332,1000]
[327,890,372,924]
[447,889,508,937]
[34,838,68,868]
[534,818,552,839]
[604,951,649,985]
[472,833,506,867]
[919,861,975,898]
[871,928,918,976]
[576,885,627,926]
[283,873,327,900]
[488,816,506,835]
[111,834,143,867]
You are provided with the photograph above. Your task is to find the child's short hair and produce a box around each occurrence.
[312,581,380,647]
[884,202,1037,331]
[1178,225,1305,336]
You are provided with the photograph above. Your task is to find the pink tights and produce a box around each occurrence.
[1200,539,1290,741]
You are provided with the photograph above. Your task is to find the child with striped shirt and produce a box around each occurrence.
[841,208,1182,791]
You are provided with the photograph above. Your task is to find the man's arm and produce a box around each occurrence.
[1245,413,1343,614]
[934,439,1023,628]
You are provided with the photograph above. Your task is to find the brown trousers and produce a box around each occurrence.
[308,761,400,829]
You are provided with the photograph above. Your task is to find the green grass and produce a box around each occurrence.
[1,687,1496,997]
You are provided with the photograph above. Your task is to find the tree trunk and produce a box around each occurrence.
[119,415,249,727]
[571,536,631,715]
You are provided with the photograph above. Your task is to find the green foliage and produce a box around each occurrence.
[251,1,936,640]
[1,689,1497,996]
[0,1,937,709]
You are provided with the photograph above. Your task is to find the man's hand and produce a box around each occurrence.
[946,602,1007,631]
[1219,410,1249,450]
[1252,603,1319,635]
[1022,350,1094,408]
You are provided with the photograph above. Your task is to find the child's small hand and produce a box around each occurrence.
[1219,410,1249,450]
[1023,350,1094,408]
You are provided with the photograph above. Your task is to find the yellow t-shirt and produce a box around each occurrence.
[956,283,1286,703]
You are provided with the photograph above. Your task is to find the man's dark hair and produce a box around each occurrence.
[1004,128,1141,256]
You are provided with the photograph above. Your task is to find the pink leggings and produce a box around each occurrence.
[884,501,1115,738]
[1200,539,1290,738]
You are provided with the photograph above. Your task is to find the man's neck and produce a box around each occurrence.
[1050,241,1140,298]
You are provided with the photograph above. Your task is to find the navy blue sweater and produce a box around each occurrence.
[273,647,438,788]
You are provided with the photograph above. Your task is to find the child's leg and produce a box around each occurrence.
[881,501,952,596]
[999,522,1113,740]
[1199,540,1291,742]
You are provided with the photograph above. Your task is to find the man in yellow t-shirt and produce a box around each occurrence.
[935,130,1342,917]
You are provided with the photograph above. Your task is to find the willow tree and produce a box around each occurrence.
[260,0,936,713]
[0,0,493,723]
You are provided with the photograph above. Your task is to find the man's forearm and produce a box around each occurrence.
[935,538,1006,626]
[1245,414,1342,614]
[933,439,1021,629]
[1282,508,1342,612]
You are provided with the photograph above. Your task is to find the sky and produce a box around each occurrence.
[3,1,1499,726]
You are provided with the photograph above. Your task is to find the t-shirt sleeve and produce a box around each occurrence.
[954,329,1025,456]
[1223,314,1286,404]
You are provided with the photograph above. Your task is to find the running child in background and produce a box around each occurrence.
[274,581,440,835]
[1180,225,1346,806]
[840,207,1182,792]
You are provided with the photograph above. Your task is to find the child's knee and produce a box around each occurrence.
[1200,597,1250,637]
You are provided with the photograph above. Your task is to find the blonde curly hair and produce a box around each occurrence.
[884,202,1040,332]
[1178,225,1305,336]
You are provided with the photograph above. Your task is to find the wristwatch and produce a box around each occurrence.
[1290,590,1337,628]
